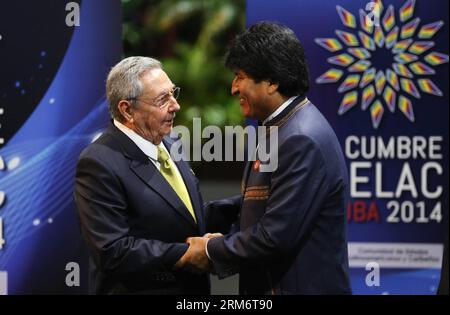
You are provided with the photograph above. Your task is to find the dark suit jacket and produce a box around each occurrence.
[208,97,352,295]
[74,123,209,294]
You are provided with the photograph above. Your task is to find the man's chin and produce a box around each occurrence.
[242,110,255,120]
[240,107,251,118]
[161,121,173,133]
[161,126,173,138]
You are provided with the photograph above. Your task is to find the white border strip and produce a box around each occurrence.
[0,271,7,295]
[348,242,443,268]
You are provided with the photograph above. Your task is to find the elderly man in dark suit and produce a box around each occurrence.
[178,22,352,295]
[74,56,236,294]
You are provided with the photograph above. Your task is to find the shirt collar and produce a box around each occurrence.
[262,95,298,125]
[113,119,158,161]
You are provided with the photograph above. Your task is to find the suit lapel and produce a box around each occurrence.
[173,158,204,232]
[129,159,198,228]
[164,138,204,232]
[241,161,252,192]
[242,138,258,194]
[108,123,198,229]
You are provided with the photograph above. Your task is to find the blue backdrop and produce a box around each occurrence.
[247,0,448,294]
[0,0,447,295]
[0,0,122,294]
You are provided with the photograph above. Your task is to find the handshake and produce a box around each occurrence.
[173,233,223,274]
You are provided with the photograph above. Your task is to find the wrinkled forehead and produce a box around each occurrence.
[140,68,174,98]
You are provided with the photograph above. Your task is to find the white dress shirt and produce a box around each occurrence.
[113,120,182,177]
[262,95,300,125]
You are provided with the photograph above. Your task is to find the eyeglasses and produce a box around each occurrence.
[128,86,180,109]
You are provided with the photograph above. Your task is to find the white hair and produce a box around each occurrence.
[106,56,161,121]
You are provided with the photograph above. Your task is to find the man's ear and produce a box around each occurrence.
[267,81,279,95]
[118,100,134,123]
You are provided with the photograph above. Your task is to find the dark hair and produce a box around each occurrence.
[225,21,310,97]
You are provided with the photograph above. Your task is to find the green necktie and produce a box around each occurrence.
[157,145,196,222]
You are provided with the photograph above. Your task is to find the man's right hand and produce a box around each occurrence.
[173,237,211,274]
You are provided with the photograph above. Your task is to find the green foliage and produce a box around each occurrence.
[122,0,246,128]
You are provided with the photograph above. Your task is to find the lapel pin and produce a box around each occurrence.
[253,160,260,171]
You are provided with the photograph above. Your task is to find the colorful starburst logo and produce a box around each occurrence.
[315,0,448,129]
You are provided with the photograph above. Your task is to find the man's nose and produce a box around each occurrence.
[231,77,239,96]
[168,98,180,112]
